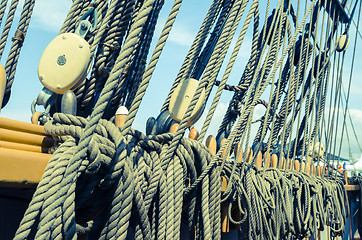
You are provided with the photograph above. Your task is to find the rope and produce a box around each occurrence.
[3,0,36,102]
[12,0,360,239]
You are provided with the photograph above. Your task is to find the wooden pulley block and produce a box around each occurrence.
[336,34,349,52]
[156,110,174,134]
[38,33,91,94]
[307,142,324,158]
[169,78,206,127]
[0,63,6,110]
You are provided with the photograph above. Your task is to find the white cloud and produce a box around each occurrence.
[155,19,195,47]
[348,108,362,123]
[31,0,72,32]
[167,24,195,47]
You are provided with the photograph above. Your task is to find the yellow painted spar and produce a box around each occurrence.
[0,140,49,153]
[0,127,54,147]
[0,147,51,187]
[0,117,48,136]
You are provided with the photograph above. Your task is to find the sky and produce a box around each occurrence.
[1,0,362,161]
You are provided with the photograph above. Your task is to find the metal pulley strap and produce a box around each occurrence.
[75,7,97,38]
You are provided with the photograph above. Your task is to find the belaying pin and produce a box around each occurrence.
[115,106,128,128]
[170,123,179,133]
[234,143,243,163]
[188,128,199,140]
[205,135,216,156]
[61,90,77,115]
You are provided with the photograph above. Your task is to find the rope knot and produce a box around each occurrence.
[12,29,25,46]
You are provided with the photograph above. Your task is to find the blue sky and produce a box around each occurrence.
[1,0,362,160]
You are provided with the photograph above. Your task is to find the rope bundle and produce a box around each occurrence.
[15,112,349,239]
[14,113,221,240]
[221,163,348,239]
[9,0,361,239]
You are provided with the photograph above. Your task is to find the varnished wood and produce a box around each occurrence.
[300,162,306,172]
[0,147,51,187]
[206,135,217,156]
[170,123,179,133]
[0,140,49,153]
[246,147,253,163]
[271,154,278,168]
[234,143,243,162]
[294,160,300,171]
[0,117,47,135]
[220,138,230,160]
[0,128,54,147]
[255,151,263,170]
[306,156,311,174]
[115,107,128,127]
[264,153,270,169]
[188,128,199,140]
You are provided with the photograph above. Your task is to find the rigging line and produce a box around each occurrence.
[283,1,313,160]
[351,19,362,39]
[307,0,329,165]
[328,48,343,170]
[197,0,260,142]
[160,0,223,112]
[325,14,342,165]
[241,0,315,165]
[315,0,333,168]
[306,0,329,166]
[261,14,294,165]
[234,1,287,148]
[211,0,319,194]
[301,1,322,157]
[330,34,345,176]
[339,90,358,162]
[342,84,362,152]
[315,0,337,174]
[320,0,336,147]
[216,0,274,140]
[290,2,319,159]
[335,0,362,171]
